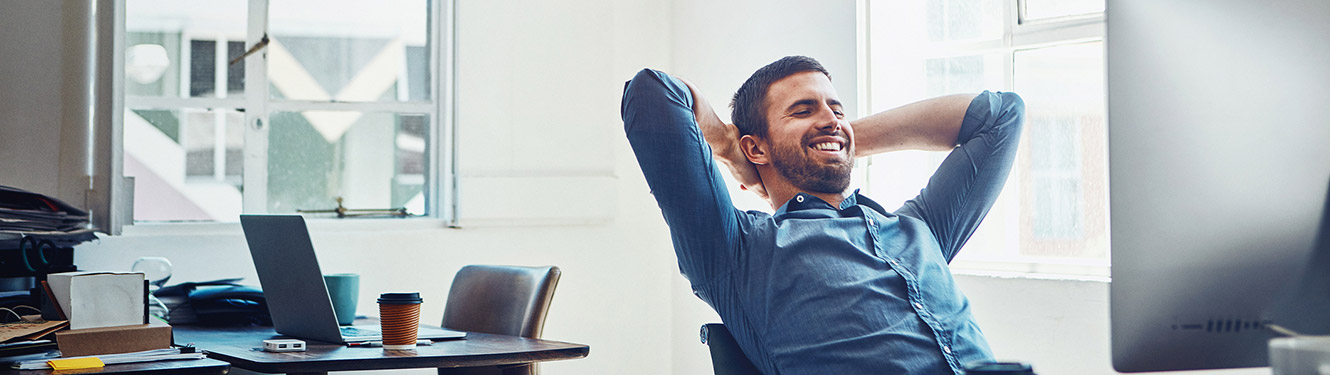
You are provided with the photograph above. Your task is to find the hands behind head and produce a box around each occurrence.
[723,158,768,202]
[711,120,769,204]
[678,76,771,204]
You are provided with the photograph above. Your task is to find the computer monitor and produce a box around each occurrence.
[1107,0,1330,372]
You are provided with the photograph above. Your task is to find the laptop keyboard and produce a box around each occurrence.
[340,326,379,338]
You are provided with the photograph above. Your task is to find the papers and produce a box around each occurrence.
[0,185,95,248]
[0,339,58,362]
[12,348,205,370]
[0,343,59,365]
[0,319,67,343]
[0,228,96,249]
[47,272,146,330]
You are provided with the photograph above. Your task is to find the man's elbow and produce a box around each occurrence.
[621,68,693,133]
[997,92,1025,124]
[994,91,1026,136]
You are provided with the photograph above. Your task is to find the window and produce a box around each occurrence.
[866,0,1108,277]
[121,0,453,223]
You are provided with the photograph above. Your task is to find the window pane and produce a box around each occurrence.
[1030,118,1082,240]
[189,40,215,97]
[1013,42,1108,258]
[1022,0,1105,21]
[125,0,246,98]
[925,0,1003,42]
[871,0,1001,55]
[268,1,431,102]
[924,54,1004,97]
[124,108,245,222]
[267,111,428,215]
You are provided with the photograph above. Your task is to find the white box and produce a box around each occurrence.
[263,339,306,352]
[46,271,146,330]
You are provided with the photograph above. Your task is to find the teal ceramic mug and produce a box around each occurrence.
[324,273,360,325]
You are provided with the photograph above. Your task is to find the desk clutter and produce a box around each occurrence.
[0,187,217,371]
[0,186,94,278]
[0,186,93,345]
[153,279,270,326]
[0,270,187,370]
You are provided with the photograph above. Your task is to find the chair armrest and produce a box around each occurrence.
[700,323,763,375]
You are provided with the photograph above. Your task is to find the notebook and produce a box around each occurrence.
[239,214,466,343]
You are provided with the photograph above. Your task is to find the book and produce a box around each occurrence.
[54,319,171,357]
[46,271,146,330]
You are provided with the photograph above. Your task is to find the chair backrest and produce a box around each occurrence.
[701,323,763,375]
[441,265,561,338]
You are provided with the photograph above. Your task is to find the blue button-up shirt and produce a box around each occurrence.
[622,68,1024,375]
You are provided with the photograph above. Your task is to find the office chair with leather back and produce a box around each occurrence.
[438,265,561,375]
[701,323,762,375]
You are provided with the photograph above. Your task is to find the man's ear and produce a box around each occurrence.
[739,135,770,165]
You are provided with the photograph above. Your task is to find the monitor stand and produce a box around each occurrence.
[1270,179,1330,335]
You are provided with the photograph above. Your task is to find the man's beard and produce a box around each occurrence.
[769,131,854,195]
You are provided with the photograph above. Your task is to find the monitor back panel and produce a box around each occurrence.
[1107,0,1330,371]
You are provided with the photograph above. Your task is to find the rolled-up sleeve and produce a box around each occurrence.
[621,68,741,283]
[896,91,1025,261]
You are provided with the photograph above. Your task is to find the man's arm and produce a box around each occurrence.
[851,94,979,156]
[621,68,744,282]
[891,91,1025,261]
[677,79,768,201]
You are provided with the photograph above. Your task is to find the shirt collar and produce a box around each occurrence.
[774,189,890,216]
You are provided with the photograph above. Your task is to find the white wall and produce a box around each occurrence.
[0,1,66,195]
[671,0,860,128]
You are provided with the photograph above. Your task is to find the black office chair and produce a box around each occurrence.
[701,323,762,375]
[438,265,561,375]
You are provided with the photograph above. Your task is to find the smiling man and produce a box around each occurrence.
[621,56,1024,374]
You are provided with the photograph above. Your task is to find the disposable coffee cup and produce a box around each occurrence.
[963,361,1036,375]
[377,292,424,350]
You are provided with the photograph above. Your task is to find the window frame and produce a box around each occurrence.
[110,0,458,231]
[862,0,1108,278]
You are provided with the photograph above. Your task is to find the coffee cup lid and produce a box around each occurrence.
[378,292,423,304]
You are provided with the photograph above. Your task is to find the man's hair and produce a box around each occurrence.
[730,56,831,139]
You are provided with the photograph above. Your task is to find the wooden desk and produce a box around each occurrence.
[0,358,230,375]
[174,324,589,375]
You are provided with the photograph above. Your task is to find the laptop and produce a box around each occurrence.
[239,214,466,344]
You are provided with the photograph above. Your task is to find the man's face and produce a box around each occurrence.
[761,71,854,195]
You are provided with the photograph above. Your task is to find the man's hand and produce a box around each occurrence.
[679,78,769,201]
[713,123,768,201]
